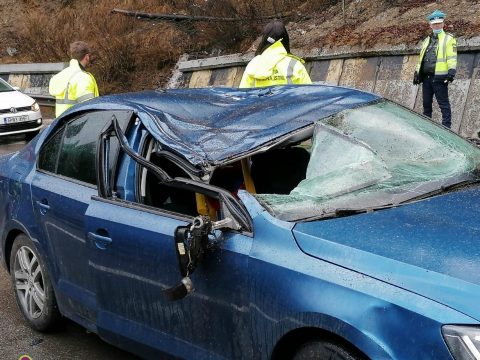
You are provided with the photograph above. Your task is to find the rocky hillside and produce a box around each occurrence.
[1,0,478,94]
[288,0,480,52]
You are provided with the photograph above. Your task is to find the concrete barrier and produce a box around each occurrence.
[4,40,479,138]
[0,62,66,118]
[173,36,480,139]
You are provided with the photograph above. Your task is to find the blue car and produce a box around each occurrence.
[1,85,480,360]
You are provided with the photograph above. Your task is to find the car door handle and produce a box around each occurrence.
[88,232,113,250]
[36,200,50,215]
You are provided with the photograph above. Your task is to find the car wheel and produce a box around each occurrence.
[10,234,60,331]
[292,340,362,360]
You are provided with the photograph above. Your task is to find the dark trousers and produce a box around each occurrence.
[422,75,452,128]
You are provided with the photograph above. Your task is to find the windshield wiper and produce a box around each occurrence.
[400,179,480,204]
[293,179,480,223]
[298,203,396,222]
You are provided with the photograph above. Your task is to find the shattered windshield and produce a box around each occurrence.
[255,100,480,221]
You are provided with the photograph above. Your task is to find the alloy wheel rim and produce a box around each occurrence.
[14,246,45,319]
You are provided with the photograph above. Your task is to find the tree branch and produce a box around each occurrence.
[111,8,295,22]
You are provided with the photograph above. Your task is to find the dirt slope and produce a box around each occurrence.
[287,0,480,52]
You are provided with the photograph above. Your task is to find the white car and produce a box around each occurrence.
[0,77,43,138]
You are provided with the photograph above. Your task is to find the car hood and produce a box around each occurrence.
[293,185,480,320]
[0,90,34,109]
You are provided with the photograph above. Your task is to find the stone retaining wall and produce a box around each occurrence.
[0,63,66,118]
[3,39,480,139]
[0,63,66,100]
[173,38,480,139]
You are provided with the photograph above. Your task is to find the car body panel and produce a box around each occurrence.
[240,191,474,359]
[293,186,480,321]
[31,170,98,325]
[1,85,479,360]
[85,196,254,359]
[0,142,39,244]
[0,89,36,108]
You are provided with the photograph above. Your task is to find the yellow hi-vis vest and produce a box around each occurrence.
[239,40,312,88]
[415,31,457,77]
[49,59,99,117]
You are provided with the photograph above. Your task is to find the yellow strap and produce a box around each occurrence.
[196,158,256,218]
[241,158,256,194]
[195,193,217,219]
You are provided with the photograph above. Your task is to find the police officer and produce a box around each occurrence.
[49,41,99,117]
[413,10,457,128]
[239,21,311,88]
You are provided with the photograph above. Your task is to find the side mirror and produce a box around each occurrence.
[211,217,239,231]
[213,199,242,232]
[164,213,240,301]
[164,215,213,301]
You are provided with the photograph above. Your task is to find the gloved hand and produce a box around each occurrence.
[446,69,456,83]
[413,72,420,85]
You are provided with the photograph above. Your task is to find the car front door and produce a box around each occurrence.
[85,131,254,359]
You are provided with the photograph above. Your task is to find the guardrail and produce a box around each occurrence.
[30,94,55,108]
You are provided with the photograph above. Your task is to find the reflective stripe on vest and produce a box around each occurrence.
[63,70,82,103]
[56,92,95,105]
[56,99,78,105]
[441,34,449,62]
[76,93,95,102]
[435,34,449,64]
[253,57,299,86]
[286,58,298,85]
[416,33,456,74]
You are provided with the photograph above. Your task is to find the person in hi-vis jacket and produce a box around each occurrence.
[413,10,457,128]
[49,41,99,117]
[239,21,311,88]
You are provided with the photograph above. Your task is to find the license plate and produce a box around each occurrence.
[5,115,29,124]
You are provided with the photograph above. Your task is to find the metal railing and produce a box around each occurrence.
[30,94,55,108]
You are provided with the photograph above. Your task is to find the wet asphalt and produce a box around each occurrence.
[0,131,140,360]
[0,133,27,155]
[0,269,139,360]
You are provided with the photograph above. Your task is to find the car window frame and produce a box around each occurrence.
[36,110,132,189]
[97,115,253,233]
[135,134,205,217]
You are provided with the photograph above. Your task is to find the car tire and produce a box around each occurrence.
[292,340,362,360]
[10,234,60,331]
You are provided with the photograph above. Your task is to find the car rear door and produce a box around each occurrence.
[31,110,132,328]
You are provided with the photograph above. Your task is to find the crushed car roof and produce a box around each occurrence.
[74,85,379,166]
